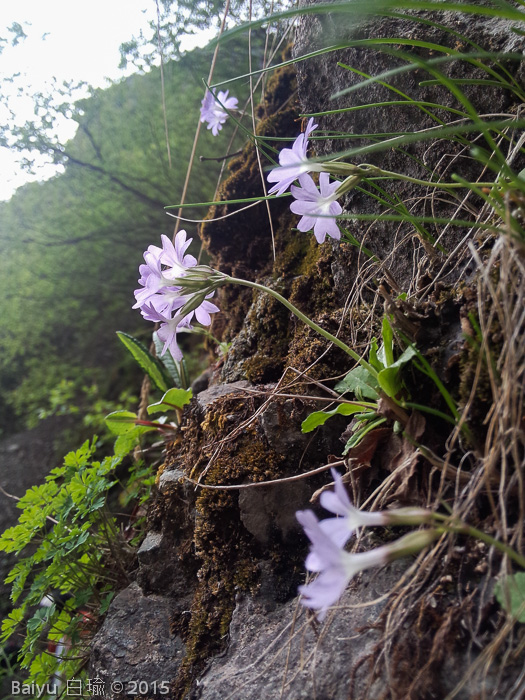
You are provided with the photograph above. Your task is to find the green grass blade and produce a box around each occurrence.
[214,3,525,47]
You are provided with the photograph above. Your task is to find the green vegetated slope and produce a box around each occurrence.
[0,38,252,435]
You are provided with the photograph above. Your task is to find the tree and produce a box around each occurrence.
[118,0,289,69]
[0,37,256,431]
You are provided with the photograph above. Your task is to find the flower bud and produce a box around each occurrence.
[385,508,433,528]
[385,529,439,563]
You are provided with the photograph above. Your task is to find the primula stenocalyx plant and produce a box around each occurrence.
[200,88,238,136]
[267,117,345,241]
[133,231,219,361]
[296,469,435,619]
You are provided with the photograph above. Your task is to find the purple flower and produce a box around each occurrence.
[159,232,197,277]
[133,232,221,361]
[133,231,197,309]
[290,173,343,243]
[290,172,342,244]
[296,510,389,620]
[296,509,437,620]
[139,287,186,318]
[191,295,220,325]
[140,304,190,362]
[200,89,238,136]
[318,469,388,547]
[295,472,437,619]
[140,293,220,362]
[267,118,318,195]
[317,469,433,548]
[133,250,175,309]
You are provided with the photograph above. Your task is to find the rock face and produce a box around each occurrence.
[90,5,525,699]
[188,563,408,700]
[90,583,185,698]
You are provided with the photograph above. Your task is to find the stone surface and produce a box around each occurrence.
[157,468,185,493]
[189,559,522,700]
[238,479,310,544]
[90,583,185,698]
[187,561,406,700]
[195,380,252,410]
[137,532,165,566]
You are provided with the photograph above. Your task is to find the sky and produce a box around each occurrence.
[0,0,214,201]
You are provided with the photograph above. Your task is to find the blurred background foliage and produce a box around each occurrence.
[0,29,266,436]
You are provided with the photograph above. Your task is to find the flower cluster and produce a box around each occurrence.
[133,231,220,361]
[296,468,433,619]
[267,118,343,244]
[200,89,238,136]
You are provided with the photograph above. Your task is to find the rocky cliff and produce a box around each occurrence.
[90,6,525,699]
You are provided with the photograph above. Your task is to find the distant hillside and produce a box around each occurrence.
[0,36,258,435]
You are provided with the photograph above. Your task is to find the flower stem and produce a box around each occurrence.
[322,161,495,192]
[224,275,378,377]
[434,515,525,569]
[370,168,495,190]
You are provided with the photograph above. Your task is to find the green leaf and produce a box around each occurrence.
[335,366,380,400]
[0,523,37,553]
[377,367,402,397]
[27,605,55,634]
[153,331,183,388]
[6,560,32,603]
[99,591,115,615]
[495,572,525,622]
[62,439,97,468]
[381,317,395,367]
[1,608,24,642]
[377,346,417,397]
[114,426,155,457]
[28,651,57,684]
[389,344,418,369]
[48,609,72,643]
[342,417,387,454]
[368,337,383,371]
[147,387,193,415]
[117,331,170,392]
[301,403,364,433]
[105,410,139,435]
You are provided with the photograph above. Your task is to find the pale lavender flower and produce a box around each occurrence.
[141,291,220,362]
[290,172,342,244]
[139,287,186,318]
[133,250,175,309]
[133,231,221,361]
[133,231,197,309]
[192,295,220,325]
[318,469,389,547]
[140,304,191,362]
[318,468,433,547]
[200,89,238,136]
[267,118,318,195]
[296,509,437,620]
[296,509,389,620]
[159,232,197,277]
[144,288,219,323]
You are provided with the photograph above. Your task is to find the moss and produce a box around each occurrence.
[169,392,294,698]
[243,355,281,383]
